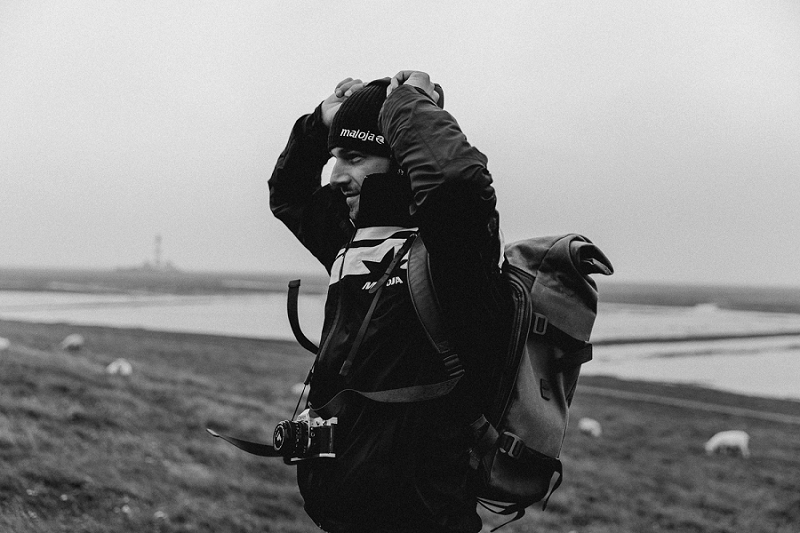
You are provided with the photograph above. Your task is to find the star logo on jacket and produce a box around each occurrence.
[328,227,417,286]
[361,248,406,291]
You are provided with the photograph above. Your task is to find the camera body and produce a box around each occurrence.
[273,409,337,463]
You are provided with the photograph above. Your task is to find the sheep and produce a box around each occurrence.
[106,358,133,376]
[704,430,750,458]
[60,333,85,351]
[577,417,602,438]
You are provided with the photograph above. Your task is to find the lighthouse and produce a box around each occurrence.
[154,234,162,269]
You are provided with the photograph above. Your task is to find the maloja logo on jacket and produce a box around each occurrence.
[329,227,418,290]
[337,128,385,145]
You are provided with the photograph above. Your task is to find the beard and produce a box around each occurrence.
[346,195,360,220]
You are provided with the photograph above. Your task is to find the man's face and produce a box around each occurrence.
[329,147,391,220]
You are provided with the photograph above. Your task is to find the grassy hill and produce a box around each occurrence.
[1,319,798,532]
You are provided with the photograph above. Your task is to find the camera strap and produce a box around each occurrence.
[205,428,282,457]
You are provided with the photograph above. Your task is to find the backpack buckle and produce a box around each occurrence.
[499,432,525,459]
[532,313,548,335]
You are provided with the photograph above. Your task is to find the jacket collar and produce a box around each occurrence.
[354,171,413,228]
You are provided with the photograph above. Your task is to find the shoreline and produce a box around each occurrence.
[3,269,800,313]
[3,318,799,413]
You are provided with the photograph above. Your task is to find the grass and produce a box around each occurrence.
[1,319,799,533]
[0,320,313,533]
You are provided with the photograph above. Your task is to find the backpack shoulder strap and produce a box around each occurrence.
[407,236,464,377]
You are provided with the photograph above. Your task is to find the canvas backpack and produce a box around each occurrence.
[407,233,613,527]
[208,232,613,528]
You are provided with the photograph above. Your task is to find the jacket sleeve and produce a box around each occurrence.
[380,85,507,414]
[378,84,501,268]
[268,104,353,272]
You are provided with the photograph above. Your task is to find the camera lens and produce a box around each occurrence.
[273,421,293,455]
[273,420,307,457]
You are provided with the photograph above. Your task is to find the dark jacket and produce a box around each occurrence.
[269,85,507,533]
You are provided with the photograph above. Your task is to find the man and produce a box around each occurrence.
[269,71,507,533]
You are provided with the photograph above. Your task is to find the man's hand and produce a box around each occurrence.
[321,78,364,127]
[386,71,440,104]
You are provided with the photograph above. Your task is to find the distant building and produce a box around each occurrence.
[116,234,180,273]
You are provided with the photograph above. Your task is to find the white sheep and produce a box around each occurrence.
[0,337,10,351]
[106,358,133,376]
[60,333,85,351]
[577,417,602,438]
[704,430,750,458]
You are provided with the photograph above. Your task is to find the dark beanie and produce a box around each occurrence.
[328,78,391,158]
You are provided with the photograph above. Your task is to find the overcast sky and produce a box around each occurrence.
[2,1,799,287]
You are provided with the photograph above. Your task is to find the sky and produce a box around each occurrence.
[2,1,799,287]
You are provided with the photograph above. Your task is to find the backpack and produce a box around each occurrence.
[207,232,613,528]
[407,233,613,528]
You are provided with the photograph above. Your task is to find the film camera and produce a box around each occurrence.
[273,409,337,463]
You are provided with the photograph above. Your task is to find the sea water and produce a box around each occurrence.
[586,337,800,400]
[1,291,799,400]
[0,290,326,342]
